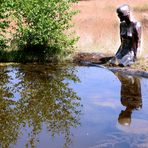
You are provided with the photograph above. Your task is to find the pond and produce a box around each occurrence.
[0,63,148,148]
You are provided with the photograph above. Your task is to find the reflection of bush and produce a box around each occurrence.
[0,99,19,148]
[0,64,81,148]
[0,68,19,148]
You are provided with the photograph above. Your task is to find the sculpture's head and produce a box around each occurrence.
[116,4,130,22]
[118,109,132,126]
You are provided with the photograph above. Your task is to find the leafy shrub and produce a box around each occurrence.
[0,0,78,62]
[0,0,12,50]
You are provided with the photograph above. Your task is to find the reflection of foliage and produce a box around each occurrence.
[0,99,19,148]
[0,67,19,148]
[0,64,81,148]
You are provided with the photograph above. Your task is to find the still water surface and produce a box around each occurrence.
[0,64,148,148]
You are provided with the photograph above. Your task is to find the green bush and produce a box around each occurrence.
[0,0,12,50]
[0,0,78,62]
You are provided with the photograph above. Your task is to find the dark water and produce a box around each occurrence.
[0,64,148,148]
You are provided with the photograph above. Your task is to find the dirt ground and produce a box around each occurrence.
[74,52,148,72]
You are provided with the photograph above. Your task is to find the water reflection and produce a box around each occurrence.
[0,64,81,148]
[115,72,142,126]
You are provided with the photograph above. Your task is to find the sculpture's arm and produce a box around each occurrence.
[135,22,142,58]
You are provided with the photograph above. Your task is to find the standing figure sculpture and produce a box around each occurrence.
[110,4,141,66]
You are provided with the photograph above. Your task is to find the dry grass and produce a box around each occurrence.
[130,57,148,71]
[73,0,148,57]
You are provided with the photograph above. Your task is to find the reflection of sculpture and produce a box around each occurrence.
[115,72,142,126]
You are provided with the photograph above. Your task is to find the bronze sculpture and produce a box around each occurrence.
[110,4,141,66]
